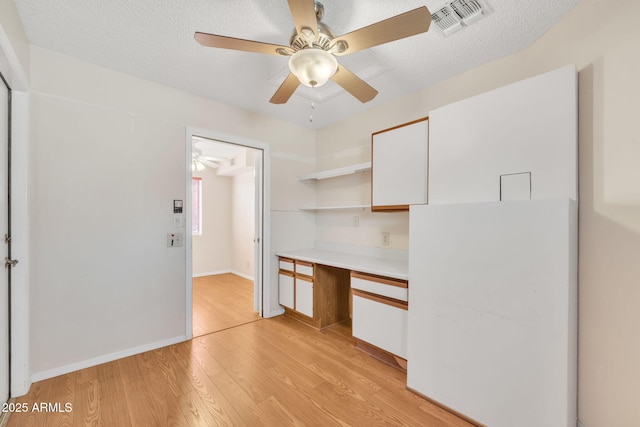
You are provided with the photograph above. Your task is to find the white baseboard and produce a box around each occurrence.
[193,270,254,281]
[30,335,187,383]
[231,270,254,281]
[265,307,285,319]
[192,269,231,278]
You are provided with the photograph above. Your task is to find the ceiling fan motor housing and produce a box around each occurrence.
[289,2,334,52]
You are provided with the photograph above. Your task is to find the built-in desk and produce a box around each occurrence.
[276,248,408,280]
[276,248,409,370]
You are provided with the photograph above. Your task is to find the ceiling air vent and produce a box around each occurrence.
[431,6,462,35]
[432,0,491,35]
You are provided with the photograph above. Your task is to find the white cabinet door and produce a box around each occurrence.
[278,272,294,309]
[352,293,408,359]
[372,118,428,210]
[295,276,314,318]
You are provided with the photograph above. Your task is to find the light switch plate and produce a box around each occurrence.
[167,232,184,247]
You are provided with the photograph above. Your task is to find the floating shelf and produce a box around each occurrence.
[298,162,371,181]
[299,205,370,211]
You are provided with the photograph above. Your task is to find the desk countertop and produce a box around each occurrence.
[276,248,408,281]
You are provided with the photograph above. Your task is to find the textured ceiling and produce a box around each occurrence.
[13,0,580,129]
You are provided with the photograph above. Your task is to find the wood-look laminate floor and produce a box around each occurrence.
[7,315,475,426]
[192,273,261,337]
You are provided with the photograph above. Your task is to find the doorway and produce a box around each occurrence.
[191,138,261,336]
[184,128,270,339]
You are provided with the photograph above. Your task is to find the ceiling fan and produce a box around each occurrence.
[192,146,227,171]
[195,1,432,104]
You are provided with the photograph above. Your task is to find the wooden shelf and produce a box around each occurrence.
[299,205,370,211]
[298,162,371,181]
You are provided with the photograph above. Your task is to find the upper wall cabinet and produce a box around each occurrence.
[428,65,577,204]
[371,118,429,211]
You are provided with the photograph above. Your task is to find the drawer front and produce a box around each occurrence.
[351,273,408,302]
[352,292,408,359]
[295,261,314,278]
[295,277,314,318]
[279,258,294,273]
[278,272,294,309]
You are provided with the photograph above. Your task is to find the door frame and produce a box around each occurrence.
[0,24,30,397]
[184,127,271,339]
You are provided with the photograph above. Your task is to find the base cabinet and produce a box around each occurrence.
[351,272,409,368]
[295,276,314,318]
[352,293,408,359]
[278,272,294,309]
[278,257,351,330]
[278,257,316,321]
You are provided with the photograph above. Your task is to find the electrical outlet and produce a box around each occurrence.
[382,232,390,246]
[353,216,360,228]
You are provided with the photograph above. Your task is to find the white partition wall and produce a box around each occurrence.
[408,200,577,427]
[428,65,577,204]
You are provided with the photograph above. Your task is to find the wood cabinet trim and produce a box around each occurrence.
[371,117,429,211]
[295,260,314,267]
[371,116,429,136]
[355,339,407,372]
[295,273,314,282]
[351,272,408,288]
[352,289,408,310]
[371,205,409,212]
[279,257,294,263]
[279,270,294,278]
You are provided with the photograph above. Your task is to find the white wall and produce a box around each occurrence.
[231,170,255,279]
[27,46,315,380]
[0,0,30,86]
[315,1,640,425]
[192,167,232,276]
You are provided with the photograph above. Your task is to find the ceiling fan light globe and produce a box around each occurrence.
[288,48,338,88]
[192,160,205,171]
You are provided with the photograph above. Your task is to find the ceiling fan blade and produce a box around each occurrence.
[199,159,220,169]
[287,0,318,39]
[330,7,432,56]
[199,156,226,163]
[195,32,289,56]
[270,73,300,104]
[331,65,378,103]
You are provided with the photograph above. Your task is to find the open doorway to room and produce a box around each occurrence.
[189,136,263,337]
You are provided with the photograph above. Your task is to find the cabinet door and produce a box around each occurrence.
[295,276,314,318]
[278,272,294,309]
[352,292,408,359]
[372,118,428,211]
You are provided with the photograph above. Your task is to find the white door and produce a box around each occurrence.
[253,150,263,315]
[0,74,11,402]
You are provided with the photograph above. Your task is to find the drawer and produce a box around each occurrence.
[279,257,294,273]
[352,290,408,359]
[351,272,408,302]
[295,261,314,278]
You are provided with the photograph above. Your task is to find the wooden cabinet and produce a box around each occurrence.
[371,117,429,211]
[351,272,409,370]
[278,257,350,330]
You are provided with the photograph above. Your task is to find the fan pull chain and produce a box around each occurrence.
[309,101,315,123]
